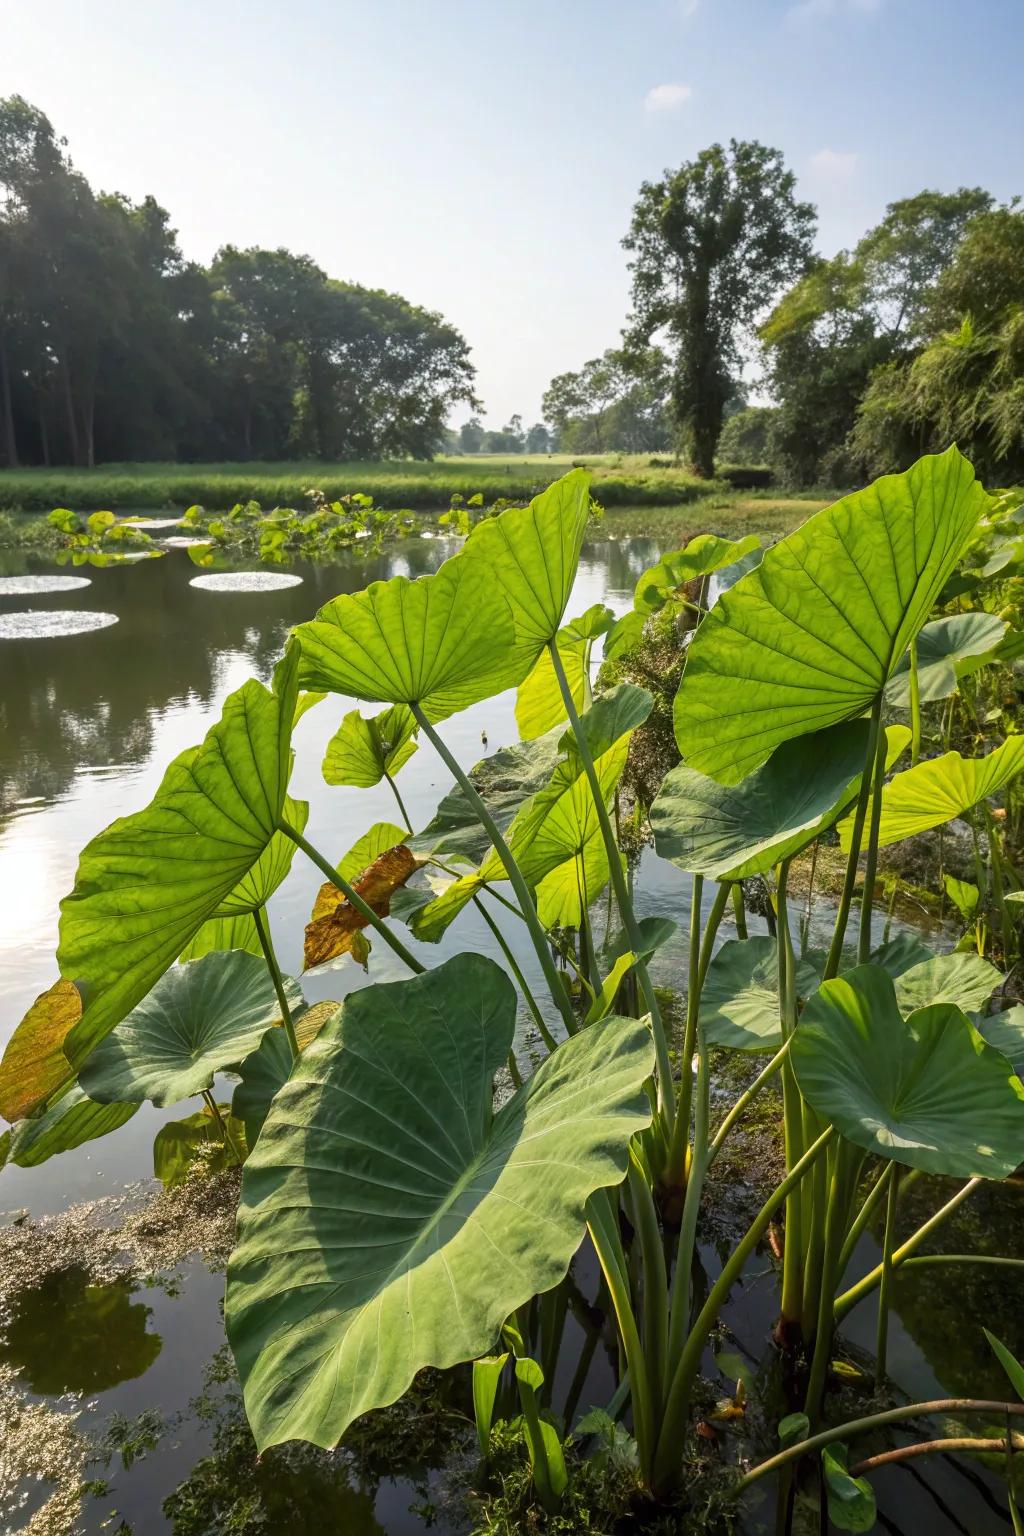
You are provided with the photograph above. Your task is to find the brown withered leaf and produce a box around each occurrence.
[293,999,342,1051]
[304,845,418,970]
[0,978,83,1122]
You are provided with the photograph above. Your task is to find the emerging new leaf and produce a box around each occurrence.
[322,704,418,788]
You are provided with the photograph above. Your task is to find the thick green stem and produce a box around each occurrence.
[628,1151,669,1408]
[987,806,1013,962]
[824,697,882,980]
[738,1399,1024,1490]
[280,820,426,975]
[651,1125,836,1492]
[803,1142,849,1423]
[384,768,414,835]
[587,1190,655,1484]
[836,1160,894,1281]
[909,636,922,766]
[732,881,748,940]
[857,708,888,964]
[875,1163,900,1387]
[202,1087,241,1162]
[834,1177,982,1323]
[777,862,805,1331]
[472,894,558,1053]
[546,639,675,1116]
[252,905,300,1060]
[410,705,576,1037]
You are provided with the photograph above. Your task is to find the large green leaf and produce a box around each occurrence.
[634,533,760,616]
[180,913,262,962]
[841,736,1024,850]
[674,448,988,783]
[515,604,613,741]
[322,704,418,788]
[460,470,591,660]
[412,735,562,868]
[215,796,308,917]
[980,1006,1024,1073]
[792,964,1024,1178]
[80,949,303,1108]
[700,937,823,1052]
[891,951,1000,1015]
[225,953,653,1451]
[884,611,1007,708]
[7,1087,138,1168]
[56,645,299,1079]
[651,720,908,880]
[294,557,519,723]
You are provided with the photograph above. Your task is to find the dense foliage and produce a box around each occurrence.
[5,449,1024,1531]
[0,97,475,468]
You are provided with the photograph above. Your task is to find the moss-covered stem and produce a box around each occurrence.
[410,704,577,1038]
[875,1163,901,1387]
[651,1125,836,1492]
[280,819,427,976]
[824,696,883,980]
[472,894,558,1054]
[252,905,300,1060]
[833,1176,982,1323]
[546,639,676,1117]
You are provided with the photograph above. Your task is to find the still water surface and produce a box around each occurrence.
[0,537,1021,1533]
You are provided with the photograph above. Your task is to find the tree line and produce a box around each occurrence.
[541,141,1024,487]
[0,97,476,468]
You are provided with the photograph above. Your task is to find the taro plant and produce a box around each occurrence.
[4,449,1024,1527]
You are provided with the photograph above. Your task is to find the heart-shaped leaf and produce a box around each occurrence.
[322,704,418,788]
[214,796,309,917]
[884,611,1007,708]
[179,913,262,963]
[980,1005,1024,1074]
[651,720,908,880]
[55,645,299,1083]
[80,949,303,1108]
[793,964,1024,1178]
[232,1000,340,1146]
[295,557,519,723]
[842,736,1024,850]
[821,1443,877,1533]
[674,448,987,783]
[225,952,653,1451]
[0,979,83,1122]
[634,533,760,616]
[701,937,823,1052]
[891,951,1000,1015]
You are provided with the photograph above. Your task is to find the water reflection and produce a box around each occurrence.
[0,1267,161,1394]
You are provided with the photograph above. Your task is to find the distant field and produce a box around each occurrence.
[0,454,735,513]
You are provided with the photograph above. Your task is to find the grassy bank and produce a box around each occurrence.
[600,489,833,542]
[0,454,732,513]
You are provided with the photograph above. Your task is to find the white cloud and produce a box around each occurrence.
[644,82,694,113]
[809,147,860,178]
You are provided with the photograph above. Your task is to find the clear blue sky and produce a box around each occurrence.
[4,0,1021,428]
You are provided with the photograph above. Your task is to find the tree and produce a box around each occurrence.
[760,188,993,485]
[716,405,776,466]
[525,421,551,454]
[623,140,815,476]
[541,347,670,454]
[458,416,485,453]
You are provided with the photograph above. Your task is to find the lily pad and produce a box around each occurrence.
[884,611,1007,708]
[792,964,1024,1178]
[674,448,987,783]
[226,952,653,1451]
[0,610,118,639]
[0,575,90,595]
[80,949,303,1107]
[190,572,303,592]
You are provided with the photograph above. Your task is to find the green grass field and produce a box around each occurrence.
[0,453,779,514]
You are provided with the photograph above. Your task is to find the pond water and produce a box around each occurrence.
[0,537,1022,1534]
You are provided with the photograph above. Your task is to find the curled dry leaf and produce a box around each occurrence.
[303,844,419,969]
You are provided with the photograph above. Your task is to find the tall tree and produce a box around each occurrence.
[623,139,815,476]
